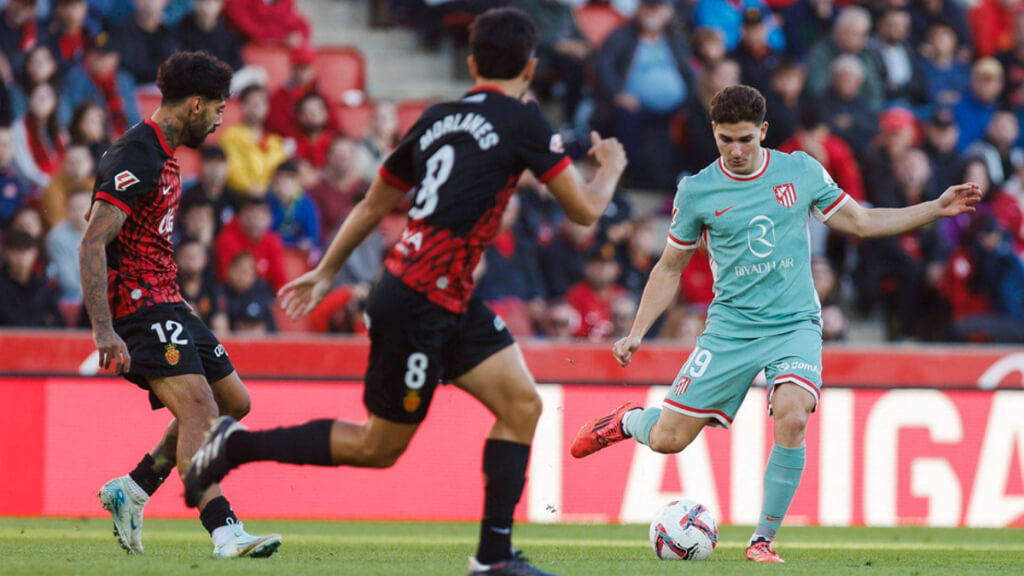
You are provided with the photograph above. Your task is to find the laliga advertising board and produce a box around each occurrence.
[0,333,1022,527]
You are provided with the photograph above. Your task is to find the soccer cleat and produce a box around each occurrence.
[184,416,245,508]
[97,476,146,554]
[569,401,642,458]
[468,551,558,575]
[212,518,283,559]
[745,539,785,563]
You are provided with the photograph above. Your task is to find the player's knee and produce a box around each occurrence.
[649,429,693,454]
[359,443,407,469]
[774,408,808,442]
[222,390,251,420]
[515,389,543,429]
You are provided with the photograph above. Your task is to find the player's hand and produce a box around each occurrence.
[277,268,333,320]
[94,329,131,374]
[935,182,983,217]
[588,131,627,174]
[612,335,642,367]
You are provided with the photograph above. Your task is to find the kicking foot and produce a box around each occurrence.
[98,476,146,554]
[213,518,282,558]
[468,551,558,575]
[184,416,245,508]
[745,539,784,563]
[569,402,642,458]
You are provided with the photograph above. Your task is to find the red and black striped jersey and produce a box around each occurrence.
[91,119,183,319]
[379,85,571,313]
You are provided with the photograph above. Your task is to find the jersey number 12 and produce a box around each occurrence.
[409,145,454,220]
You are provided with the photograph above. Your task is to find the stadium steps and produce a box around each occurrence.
[298,0,472,101]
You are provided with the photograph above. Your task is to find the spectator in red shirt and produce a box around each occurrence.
[214,195,288,291]
[778,103,865,202]
[224,0,310,47]
[969,0,1017,58]
[0,0,41,73]
[307,135,367,244]
[293,92,335,168]
[566,243,629,341]
[266,47,340,137]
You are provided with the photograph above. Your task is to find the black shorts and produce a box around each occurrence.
[113,302,236,410]
[364,273,515,423]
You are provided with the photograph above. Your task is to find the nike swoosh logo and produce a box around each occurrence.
[715,206,735,217]
[490,527,511,535]
[162,186,172,196]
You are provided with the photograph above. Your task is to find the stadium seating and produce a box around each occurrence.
[575,4,625,49]
[397,100,431,137]
[312,46,366,104]
[242,44,294,91]
[335,101,374,139]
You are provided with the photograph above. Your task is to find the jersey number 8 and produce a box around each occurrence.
[409,145,455,220]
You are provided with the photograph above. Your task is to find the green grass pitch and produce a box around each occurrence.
[1,518,1022,575]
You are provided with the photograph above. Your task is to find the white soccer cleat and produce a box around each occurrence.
[97,476,146,554]
[212,518,283,559]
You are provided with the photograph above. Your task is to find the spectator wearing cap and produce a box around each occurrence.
[293,92,336,169]
[308,135,367,245]
[40,144,93,229]
[58,32,139,139]
[220,84,289,196]
[222,250,277,334]
[353,100,398,182]
[0,127,31,230]
[175,0,244,71]
[762,58,805,149]
[779,103,865,203]
[566,242,629,340]
[996,12,1024,109]
[0,230,62,327]
[953,58,1005,152]
[781,0,836,59]
[594,0,695,189]
[694,0,785,53]
[729,8,779,95]
[965,109,1024,188]
[183,145,241,233]
[43,0,100,75]
[922,108,962,195]
[45,187,89,299]
[806,6,884,111]
[266,160,321,251]
[683,59,741,174]
[114,0,180,85]
[920,24,970,108]
[12,82,66,188]
[223,0,310,47]
[519,0,589,124]
[214,196,288,291]
[861,107,920,208]
[0,0,42,72]
[265,47,340,138]
[818,55,878,161]
[874,8,927,107]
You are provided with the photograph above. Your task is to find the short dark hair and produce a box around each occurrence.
[239,195,269,210]
[710,84,766,125]
[199,145,226,162]
[295,91,326,112]
[274,160,300,177]
[157,51,233,104]
[470,8,538,80]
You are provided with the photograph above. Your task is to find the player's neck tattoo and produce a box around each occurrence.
[156,116,186,150]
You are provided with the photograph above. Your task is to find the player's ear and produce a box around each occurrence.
[466,55,479,81]
[760,121,769,141]
[521,57,538,85]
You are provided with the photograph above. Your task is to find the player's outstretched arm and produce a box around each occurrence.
[79,201,131,374]
[826,182,982,239]
[546,131,627,225]
[278,177,405,319]
[612,244,694,367]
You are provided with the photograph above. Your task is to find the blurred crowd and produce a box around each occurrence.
[2,0,1024,345]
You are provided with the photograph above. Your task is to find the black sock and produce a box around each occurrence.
[128,454,172,497]
[225,419,335,466]
[199,496,238,535]
[476,439,530,564]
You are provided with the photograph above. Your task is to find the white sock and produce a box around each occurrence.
[211,524,236,547]
[621,408,642,437]
[122,476,150,504]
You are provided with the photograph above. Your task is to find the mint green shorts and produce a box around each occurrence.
[663,327,822,428]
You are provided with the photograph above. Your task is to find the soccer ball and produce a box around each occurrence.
[648,499,718,560]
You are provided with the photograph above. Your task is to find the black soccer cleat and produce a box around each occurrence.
[468,551,559,575]
[183,416,245,508]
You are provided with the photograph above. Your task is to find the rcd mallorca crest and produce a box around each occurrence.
[773,183,796,208]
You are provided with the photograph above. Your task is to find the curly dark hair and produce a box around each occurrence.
[156,51,233,104]
[710,85,766,125]
[470,8,538,80]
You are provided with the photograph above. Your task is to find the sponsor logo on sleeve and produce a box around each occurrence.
[114,171,140,192]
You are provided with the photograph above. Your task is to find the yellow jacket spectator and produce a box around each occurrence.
[220,84,288,195]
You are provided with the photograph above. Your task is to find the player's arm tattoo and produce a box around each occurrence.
[79,201,127,333]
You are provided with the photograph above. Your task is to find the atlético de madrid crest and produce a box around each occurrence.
[774,183,797,208]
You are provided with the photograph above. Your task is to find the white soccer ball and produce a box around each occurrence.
[648,499,718,560]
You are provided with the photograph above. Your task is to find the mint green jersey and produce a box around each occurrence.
[668,149,851,337]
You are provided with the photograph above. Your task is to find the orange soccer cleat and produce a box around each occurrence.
[745,540,785,563]
[569,402,642,459]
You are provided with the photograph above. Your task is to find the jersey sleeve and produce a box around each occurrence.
[667,178,701,250]
[517,102,571,183]
[92,146,163,215]
[804,153,852,222]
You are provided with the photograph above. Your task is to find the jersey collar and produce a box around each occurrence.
[468,84,506,96]
[718,148,770,181]
[144,118,176,156]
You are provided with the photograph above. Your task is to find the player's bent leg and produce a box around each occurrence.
[454,344,542,444]
[209,371,251,420]
[647,409,710,454]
